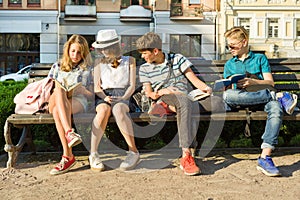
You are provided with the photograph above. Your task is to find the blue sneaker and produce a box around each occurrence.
[278,92,297,115]
[257,156,281,177]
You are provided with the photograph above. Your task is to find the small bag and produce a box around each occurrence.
[130,86,152,112]
[148,100,175,117]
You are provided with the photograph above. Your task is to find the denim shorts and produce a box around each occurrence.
[73,94,88,112]
[95,88,129,107]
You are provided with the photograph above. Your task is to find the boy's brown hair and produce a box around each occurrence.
[224,26,249,41]
[136,32,162,52]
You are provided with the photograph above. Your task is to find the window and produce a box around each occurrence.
[239,18,251,34]
[67,0,95,6]
[268,0,282,3]
[239,0,256,3]
[170,34,201,57]
[268,18,279,38]
[9,0,21,6]
[121,35,145,66]
[121,0,148,8]
[189,0,200,4]
[28,0,40,6]
[297,19,300,38]
[0,34,40,75]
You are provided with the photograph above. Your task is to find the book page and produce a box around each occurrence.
[54,79,82,93]
[188,89,210,101]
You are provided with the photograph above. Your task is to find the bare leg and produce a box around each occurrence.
[261,148,272,158]
[90,104,111,153]
[49,88,72,133]
[49,88,85,158]
[112,103,138,153]
[51,106,73,157]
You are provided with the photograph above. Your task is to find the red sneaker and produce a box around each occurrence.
[50,155,76,175]
[180,152,201,176]
[65,129,82,148]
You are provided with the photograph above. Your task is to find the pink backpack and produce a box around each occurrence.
[14,77,54,114]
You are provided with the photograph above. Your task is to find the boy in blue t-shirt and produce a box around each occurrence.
[223,26,297,177]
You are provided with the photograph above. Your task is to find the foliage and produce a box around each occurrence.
[0,81,27,154]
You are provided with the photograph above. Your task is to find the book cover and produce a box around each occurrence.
[187,89,210,101]
[214,74,246,91]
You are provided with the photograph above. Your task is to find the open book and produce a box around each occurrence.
[187,89,210,101]
[55,79,82,98]
[214,74,246,91]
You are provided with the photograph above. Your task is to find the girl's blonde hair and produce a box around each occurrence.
[60,34,92,72]
[224,26,249,41]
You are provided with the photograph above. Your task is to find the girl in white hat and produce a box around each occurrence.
[90,29,140,171]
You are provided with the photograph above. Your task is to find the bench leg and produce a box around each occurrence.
[3,120,31,168]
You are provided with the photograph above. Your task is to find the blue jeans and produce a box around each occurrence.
[223,89,283,149]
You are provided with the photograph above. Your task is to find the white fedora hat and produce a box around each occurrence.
[92,29,120,49]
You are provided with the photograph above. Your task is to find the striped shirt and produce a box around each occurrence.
[139,53,192,94]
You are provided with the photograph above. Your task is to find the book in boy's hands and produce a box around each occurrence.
[187,89,210,101]
[213,74,246,91]
[54,79,82,98]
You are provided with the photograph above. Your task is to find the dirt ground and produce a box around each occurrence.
[0,148,299,200]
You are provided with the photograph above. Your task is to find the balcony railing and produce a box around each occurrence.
[170,3,203,20]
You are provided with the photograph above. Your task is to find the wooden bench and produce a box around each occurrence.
[4,59,300,168]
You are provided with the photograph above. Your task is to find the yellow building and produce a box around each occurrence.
[219,0,300,59]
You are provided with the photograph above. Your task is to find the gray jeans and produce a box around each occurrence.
[161,94,225,148]
[161,94,200,148]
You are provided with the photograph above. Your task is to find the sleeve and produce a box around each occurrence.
[80,67,93,87]
[47,62,59,79]
[223,60,233,79]
[175,54,193,74]
[138,64,151,83]
[260,55,271,73]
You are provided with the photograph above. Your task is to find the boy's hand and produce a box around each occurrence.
[237,78,255,88]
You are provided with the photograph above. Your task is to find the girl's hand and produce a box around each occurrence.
[104,96,113,104]
[111,96,123,103]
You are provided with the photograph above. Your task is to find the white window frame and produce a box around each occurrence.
[296,19,300,39]
[189,0,201,4]
[239,0,257,3]
[267,18,279,38]
[238,18,251,34]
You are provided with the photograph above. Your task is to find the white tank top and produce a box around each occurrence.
[100,56,130,90]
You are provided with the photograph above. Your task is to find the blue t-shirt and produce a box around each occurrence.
[224,51,271,80]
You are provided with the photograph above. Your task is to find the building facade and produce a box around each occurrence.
[219,0,300,59]
[0,0,219,74]
[0,0,300,75]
